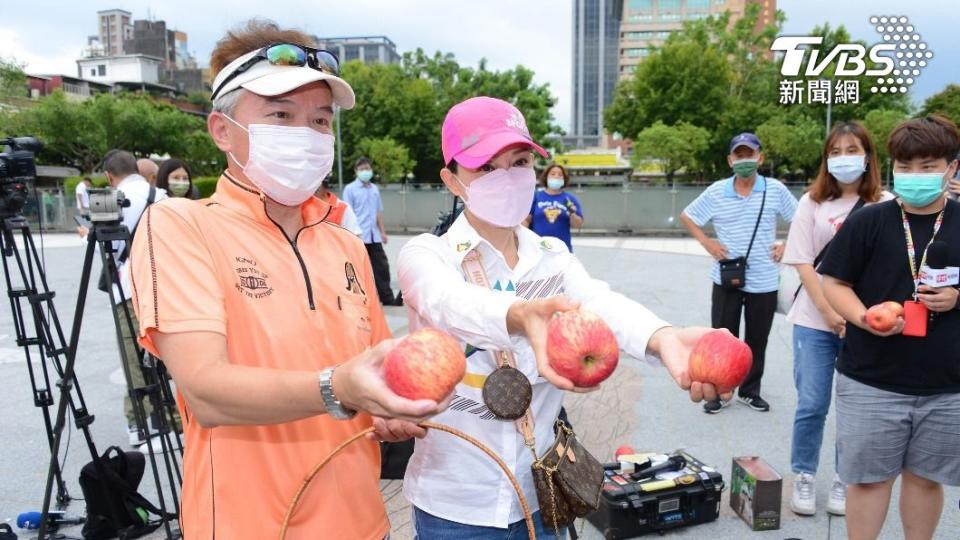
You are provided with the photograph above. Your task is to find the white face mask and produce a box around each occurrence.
[455,167,536,228]
[827,154,867,184]
[225,115,335,206]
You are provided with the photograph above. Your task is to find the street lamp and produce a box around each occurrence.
[336,107,343,191]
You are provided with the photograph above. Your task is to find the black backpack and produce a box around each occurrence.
[78,446,172,539]
[430,196,464,237]
[0,524,16,540]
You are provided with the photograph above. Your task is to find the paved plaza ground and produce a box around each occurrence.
[1,234,957,539]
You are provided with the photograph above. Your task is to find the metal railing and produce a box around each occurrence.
[379,184,805,235]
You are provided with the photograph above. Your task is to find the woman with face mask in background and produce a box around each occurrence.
[157,158,200,200]
[396,96,730,539]
[781,121,892,518]
[525,164,583,252]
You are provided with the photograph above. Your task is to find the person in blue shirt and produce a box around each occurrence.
[525,163,583,251]
[343,157,401,305]
[680,132,798,415]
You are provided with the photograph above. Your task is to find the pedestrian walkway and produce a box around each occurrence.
[1,236,956,539]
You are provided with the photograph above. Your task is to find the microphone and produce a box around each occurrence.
[920,241,959,287]
[16,511,84,530]
[920,240,960,287]
[630,454,687,481]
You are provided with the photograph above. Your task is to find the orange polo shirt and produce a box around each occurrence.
[129,173,390,540]
[319,191,348,225]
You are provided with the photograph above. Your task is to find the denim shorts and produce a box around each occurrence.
[835,373,960,486]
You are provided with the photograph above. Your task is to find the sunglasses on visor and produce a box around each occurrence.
[210,43,341,100]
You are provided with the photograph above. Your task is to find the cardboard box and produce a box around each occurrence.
[730,456,782,531]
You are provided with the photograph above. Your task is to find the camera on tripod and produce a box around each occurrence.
[0,136,43,216]
[87,188,129,224]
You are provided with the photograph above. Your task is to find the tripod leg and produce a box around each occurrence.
[99,231,179,539]
[37,230,102,540]
[0,220,72,506]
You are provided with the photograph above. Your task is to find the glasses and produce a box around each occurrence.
[210,43,341,100]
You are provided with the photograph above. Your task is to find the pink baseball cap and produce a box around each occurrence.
[441,96,549,168]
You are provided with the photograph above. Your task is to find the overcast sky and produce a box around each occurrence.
[1,0,956,132]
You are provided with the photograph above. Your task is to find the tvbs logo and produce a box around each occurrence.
[772,16,932,95]
[772,36,894,77]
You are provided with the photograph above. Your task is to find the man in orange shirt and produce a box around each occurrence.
[129,21,445,539]
[316,178,362,236]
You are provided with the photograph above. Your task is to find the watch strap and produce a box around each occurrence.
[319,366,357,420]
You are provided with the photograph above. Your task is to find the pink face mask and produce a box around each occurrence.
[455,167,537,228]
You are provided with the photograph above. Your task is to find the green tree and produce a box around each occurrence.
[0,56,27,97]
[338,51,560,183]
[756,112,822,179]
[863,108,909,181]
[920,84,960,127]
[604,5,914,180]
[185,91,213,112]
[631,121,710,182]
[354,136,415,184]
[0,90,219,173]
[605,40,731,142]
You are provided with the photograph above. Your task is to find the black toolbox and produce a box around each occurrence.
[585,450,724,539]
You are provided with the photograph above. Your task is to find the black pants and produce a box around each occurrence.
[710,284,778,398]
[365,242,395,304]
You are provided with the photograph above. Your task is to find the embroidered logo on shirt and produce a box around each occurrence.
[456,241,472,252]
[234,256,274,300]
[344,261,366,296]
[539,239,554,250]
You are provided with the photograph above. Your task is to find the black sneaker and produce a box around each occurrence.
[738,395,770,412]
[703,398,731,414]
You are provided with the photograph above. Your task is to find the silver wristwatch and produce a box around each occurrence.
[319,366,356,420]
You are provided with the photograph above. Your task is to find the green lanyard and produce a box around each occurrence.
[901,205,945,300]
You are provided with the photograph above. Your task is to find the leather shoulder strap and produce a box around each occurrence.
[460,250,537,447]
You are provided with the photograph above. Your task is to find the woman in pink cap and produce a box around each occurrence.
[394,96,728,538]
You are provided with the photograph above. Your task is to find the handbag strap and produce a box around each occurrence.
[461,250,537,454]
[813,197,866,269]
[743,178,767,262]
[793,197,867,300]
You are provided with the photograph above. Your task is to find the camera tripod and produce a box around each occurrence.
[0,214,95,523]
[2,212,183,539]
[45,217,183,539]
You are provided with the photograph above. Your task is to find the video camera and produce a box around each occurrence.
[0,136,43,216]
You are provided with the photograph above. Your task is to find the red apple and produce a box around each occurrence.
[866,302,902,333]
[615,445,636,459]
[547,309,620,387]
[384,328,466,402]
[688,330,753,394]
[882,301,904,317]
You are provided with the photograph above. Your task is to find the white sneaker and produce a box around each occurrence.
[827,474,846,516]
[790,472,816,516]
[128,426,145,447]
[138,434,172,455]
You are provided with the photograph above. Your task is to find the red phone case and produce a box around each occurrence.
[903,300,928,337]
